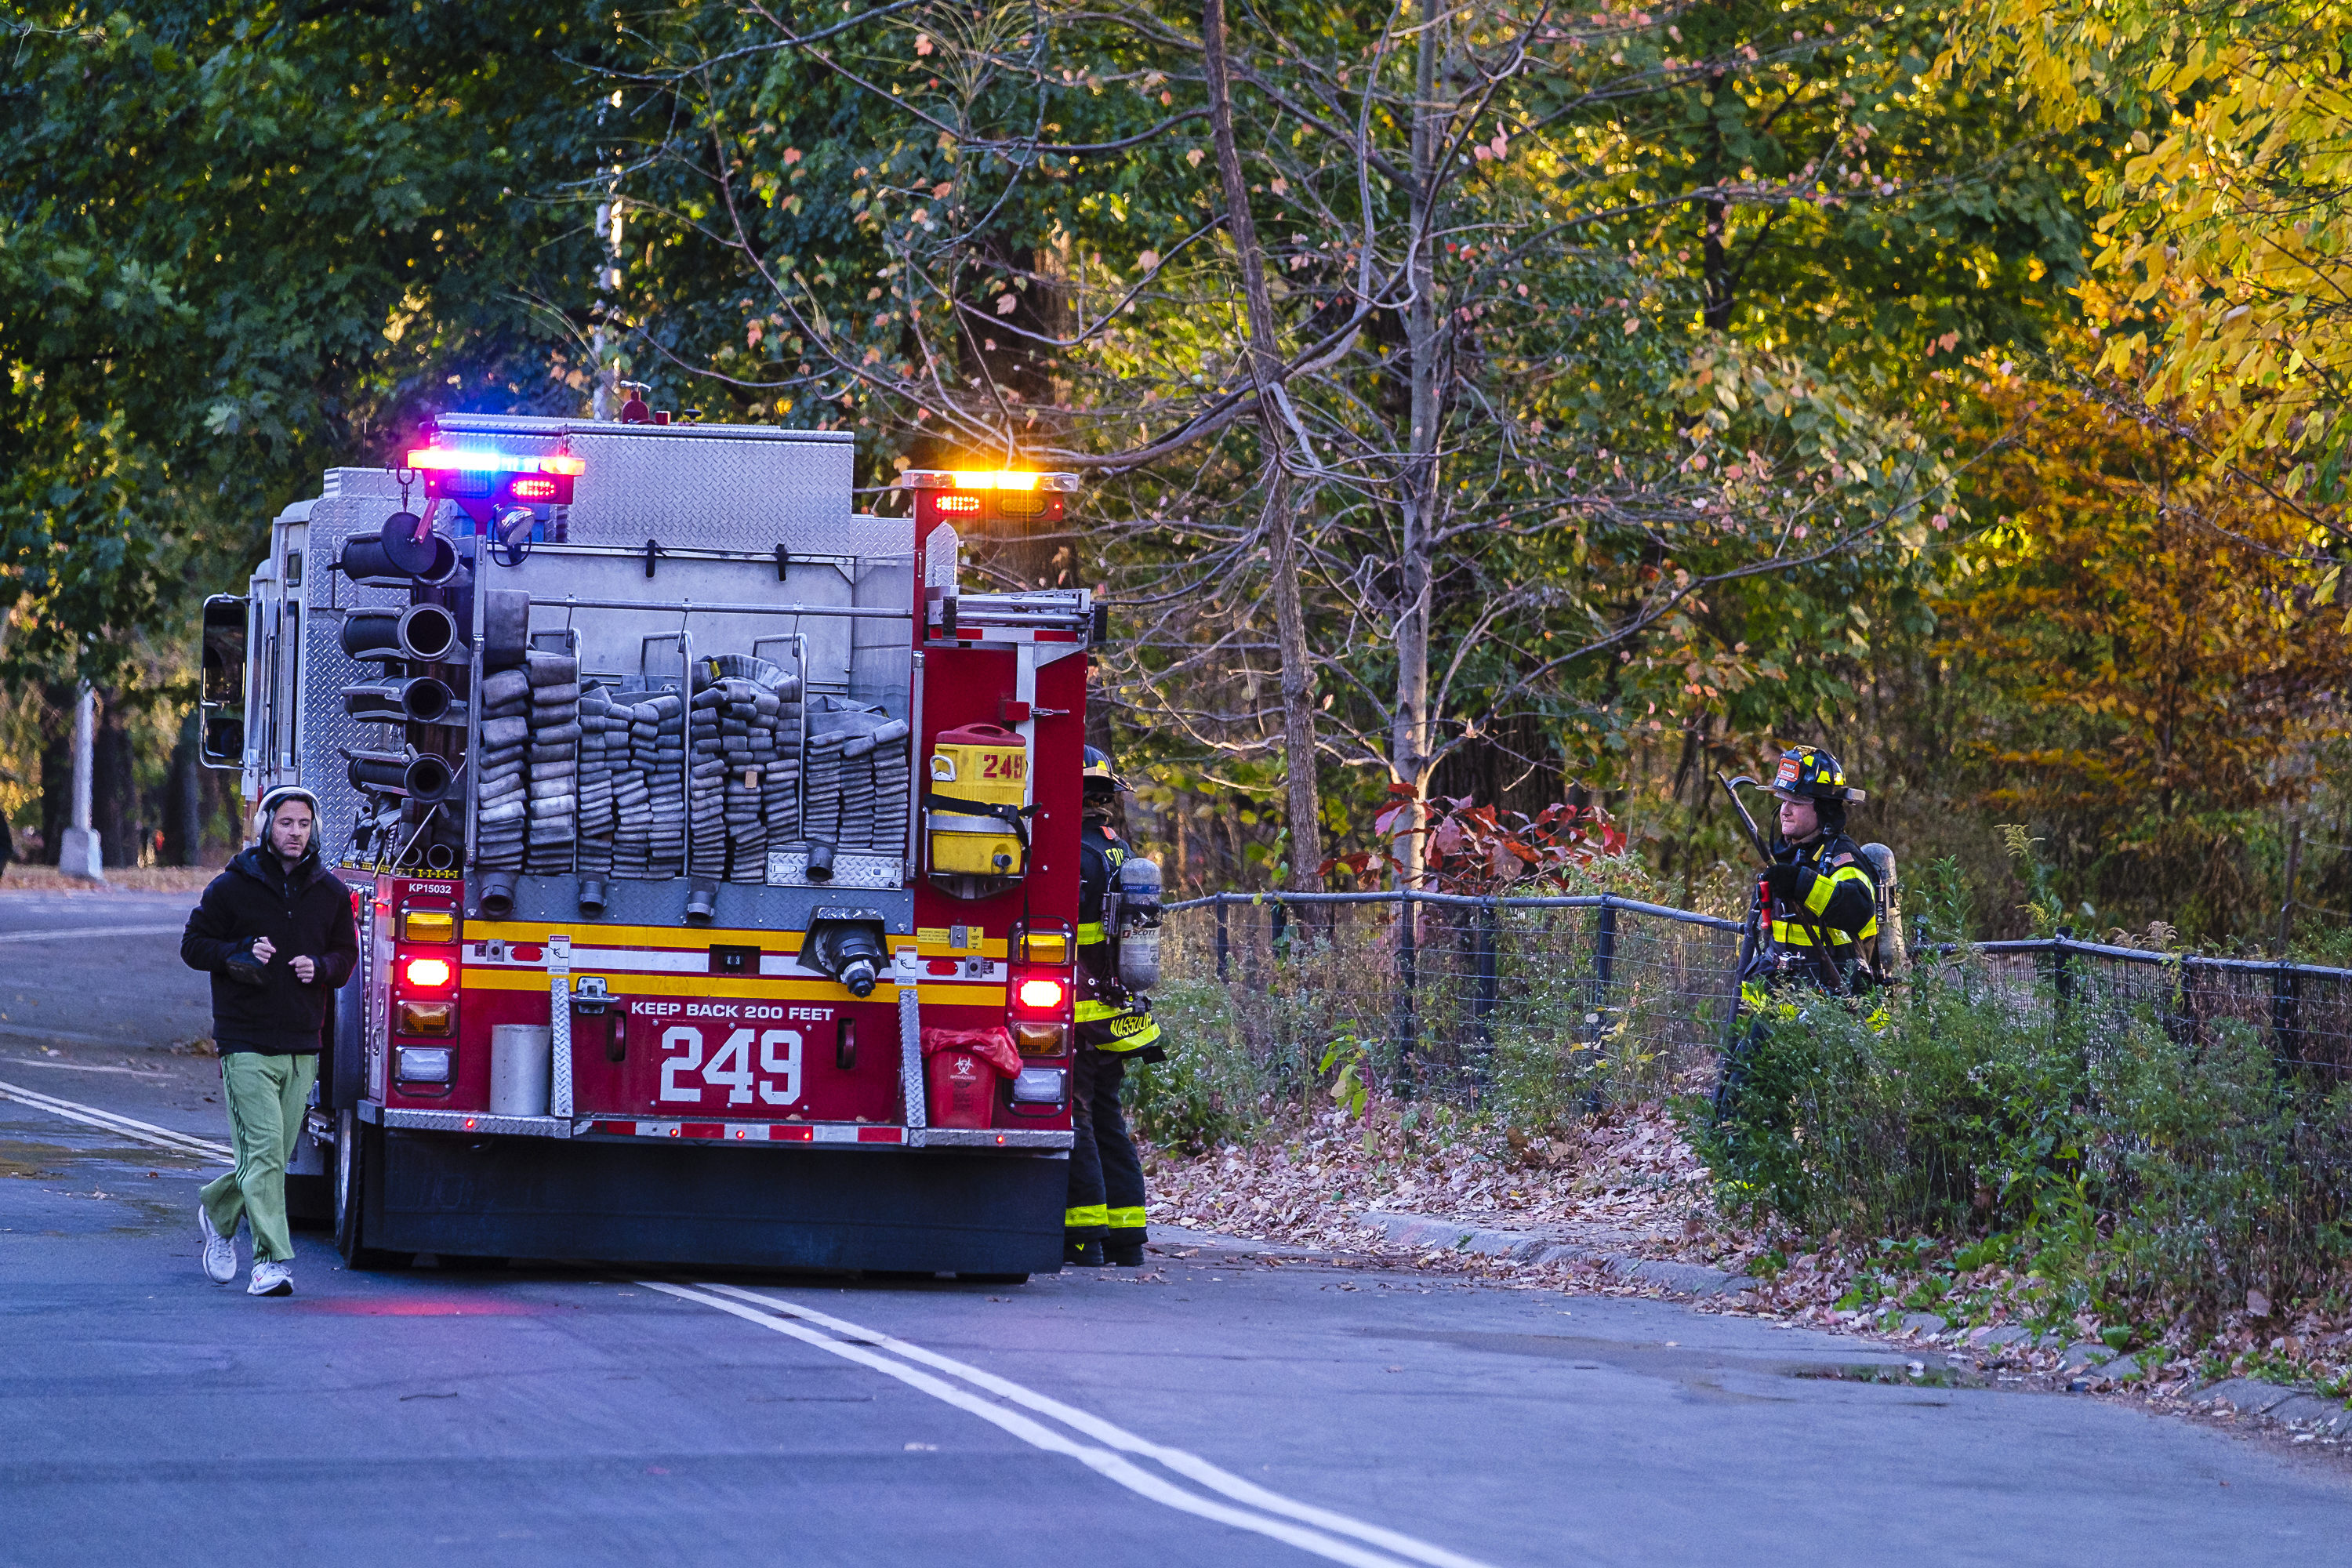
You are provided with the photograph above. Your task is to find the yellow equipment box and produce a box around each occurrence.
[927,723,1028,876]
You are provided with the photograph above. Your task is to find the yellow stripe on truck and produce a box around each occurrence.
[463,968,1014,1010]
[461,969,870,1000]
[463,919,805,953]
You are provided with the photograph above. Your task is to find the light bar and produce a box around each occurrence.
[405,448,587,477]
[901,470,1080,492]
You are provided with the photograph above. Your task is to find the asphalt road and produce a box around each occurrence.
[2,889,2346,1567]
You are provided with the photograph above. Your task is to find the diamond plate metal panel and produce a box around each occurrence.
[299,469,425,866]
[918,1128,1073,1150]
[379,1108,572,1138]
[765,849,905,889]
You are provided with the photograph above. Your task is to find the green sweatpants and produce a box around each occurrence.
[199,1051,318,1265]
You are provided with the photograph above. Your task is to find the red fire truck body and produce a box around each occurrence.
[200,416,1093,1276]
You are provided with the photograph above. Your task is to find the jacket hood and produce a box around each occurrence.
[229,839,328,889]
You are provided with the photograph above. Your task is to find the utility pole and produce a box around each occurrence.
[60,681,103,880]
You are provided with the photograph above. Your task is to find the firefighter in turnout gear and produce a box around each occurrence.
[1755,745,1879,993]
[1715,745,1882,1124]
[1064,746,1165,1267]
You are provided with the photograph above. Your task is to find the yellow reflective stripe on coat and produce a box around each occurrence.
[1076,999,1123,1022]
[1769,916,1879,947]
[1802,862,1872,918]
[1100,1011,1162,1052]
[1065,1203,1109,1229]
[1079,921,1109,946]
[1107,1207,1147,1231]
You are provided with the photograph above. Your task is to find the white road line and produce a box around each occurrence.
[644,1283,1423,1568]
[649,1281,1496,1568]
[0,923,186,944]
[0,1023,148,1048]
[2,1056,173,1076]
[0,1078,233,1161]
[699,1284,1496,1568]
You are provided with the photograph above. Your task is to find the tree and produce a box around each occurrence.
[1935,348,2352,937]
[610,0,1980,887]
[0,6,603,691]
[1949,0,2352,477]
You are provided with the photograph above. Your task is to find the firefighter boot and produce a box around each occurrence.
[1064,1239,1105,1267]
[1104,1237,1145,1267]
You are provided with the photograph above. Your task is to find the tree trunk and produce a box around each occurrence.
[95,687,138,867]
[1700,72,1733,332]
[165,709,203,866]
[1203,0,1323,890]
[1391,2,1443,892]
[38,681,73,865]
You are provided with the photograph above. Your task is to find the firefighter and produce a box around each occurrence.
[1715,744,1880,1122]
[1064,746,1164,1267]
[1755,744,1879,992]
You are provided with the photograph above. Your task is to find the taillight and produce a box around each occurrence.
[1013,974,1067,1013]
[403,955,454,989]
[401,907,455,942]
[396,1000,455,1036]
[1014,1022,1067,1056]
[395,1047,452,1083]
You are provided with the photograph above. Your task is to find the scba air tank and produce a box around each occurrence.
[1115,854,1163,991]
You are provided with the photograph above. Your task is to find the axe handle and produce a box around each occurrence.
[1715,772,1773,867]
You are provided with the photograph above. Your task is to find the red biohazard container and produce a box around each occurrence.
[926,1050,999,1129]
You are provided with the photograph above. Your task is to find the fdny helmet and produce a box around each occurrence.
[1769,745,1866,804]
[1081,746,1127,795]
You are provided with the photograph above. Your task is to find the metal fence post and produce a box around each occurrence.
[1588,896,1619,1114]
[1592,895,1619,1011]
[1393,891,1419,1098]
[1472,897,1499,1069]
[1270,895,1289,962]
[2273,960,2302,1076]
[1214,893,1229,983]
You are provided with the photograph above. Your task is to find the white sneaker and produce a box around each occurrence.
[198,1204,237,1284]
[248,1260,293,1297]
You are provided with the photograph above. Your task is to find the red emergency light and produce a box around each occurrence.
[405,448,586,476]
[403,445,583,509]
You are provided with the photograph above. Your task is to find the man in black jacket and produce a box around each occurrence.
[180,786,358,1296]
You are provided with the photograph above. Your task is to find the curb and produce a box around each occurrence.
[2183,1377,2352,1438]
[1357,1210,1758,1296]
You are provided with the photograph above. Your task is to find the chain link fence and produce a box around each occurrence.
[1159,891,1744,1119]
[1160,895,2352,1116]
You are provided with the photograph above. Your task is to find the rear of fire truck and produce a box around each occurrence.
[196,413,1099,1278]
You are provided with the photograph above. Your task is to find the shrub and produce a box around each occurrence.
[1686,961,2352,1324]
[1121,977,1265,1152]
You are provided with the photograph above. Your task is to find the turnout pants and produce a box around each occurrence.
[199,1051,318,1265]
[1065,1047,1147,1246]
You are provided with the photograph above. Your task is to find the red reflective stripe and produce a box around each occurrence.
[773,1124,813,1142]
[857,1127,903,1144]
[596,1121,637,1136]
[681,1122,724,1139]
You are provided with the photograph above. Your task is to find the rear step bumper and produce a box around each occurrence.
[365,1123,1067,1273]
[363,1102,1072,1151]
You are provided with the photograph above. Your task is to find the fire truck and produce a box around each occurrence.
[196,410,1116,1279]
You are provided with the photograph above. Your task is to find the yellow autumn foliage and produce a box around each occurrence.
[1943,1,2352,470]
